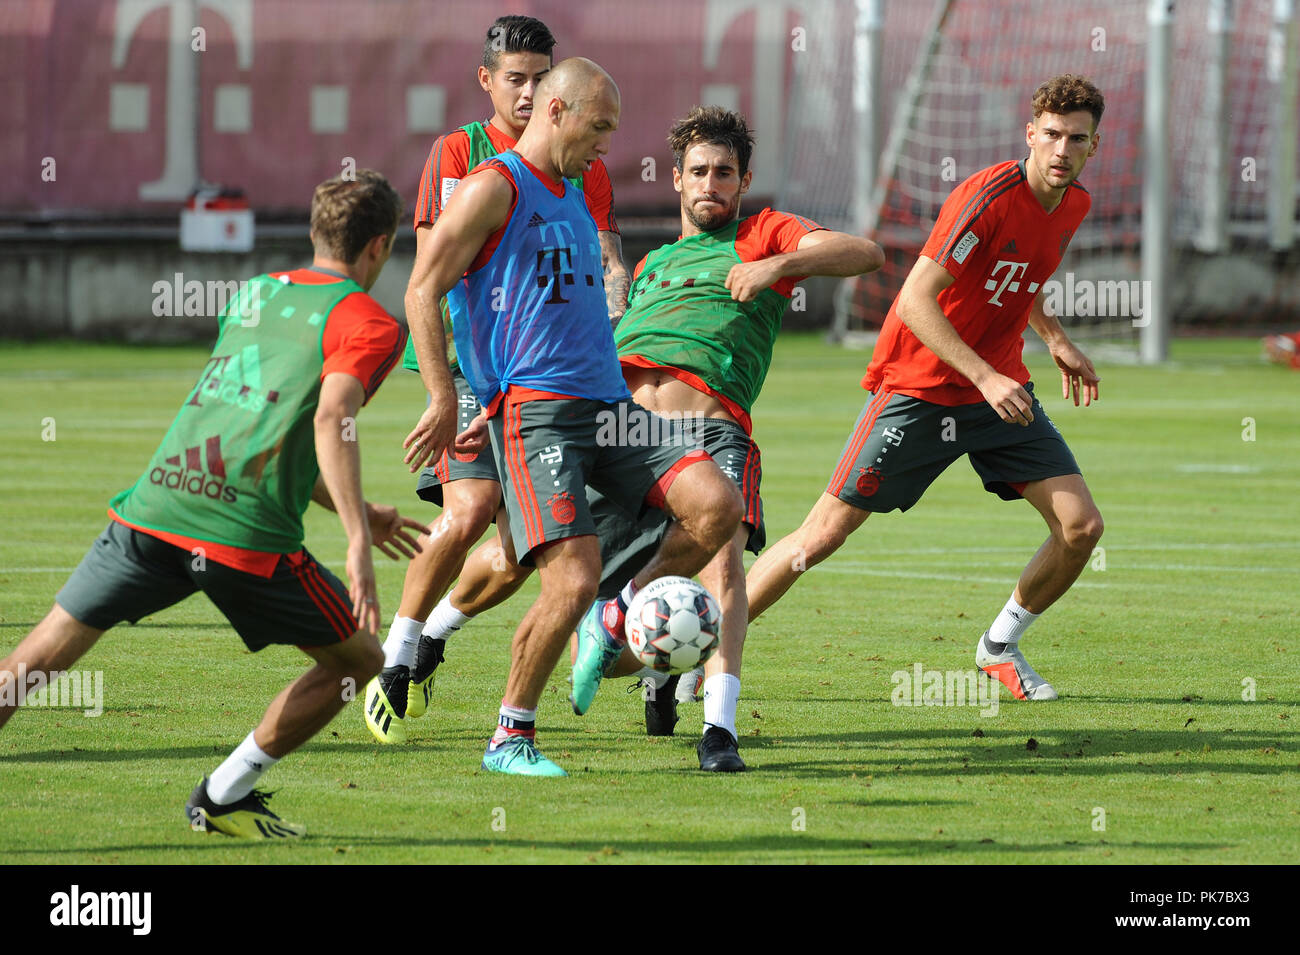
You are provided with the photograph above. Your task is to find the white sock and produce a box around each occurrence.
[383,614,424,669]
[616,579,639,613]
[208,731,279,805]
[423,595,472,642]
[702,673,740,741]
[987,595,1040,646]
[635,667,669,689]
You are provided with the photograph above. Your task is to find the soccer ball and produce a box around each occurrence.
[625,576,722,674]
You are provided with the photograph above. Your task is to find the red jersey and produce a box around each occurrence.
[864,159,1091,405]
[413,120,618,233]
[112,268,405,576]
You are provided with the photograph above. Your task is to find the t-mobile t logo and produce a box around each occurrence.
[985,260,1031,307]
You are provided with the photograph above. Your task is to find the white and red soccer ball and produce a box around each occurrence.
[625,576,722,674]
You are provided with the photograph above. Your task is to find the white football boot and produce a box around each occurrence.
[976,632,1058,701]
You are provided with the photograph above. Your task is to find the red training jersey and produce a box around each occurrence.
[864,159,1091,405]
[413,120,618,234]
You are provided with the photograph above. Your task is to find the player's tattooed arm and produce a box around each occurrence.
[897,255,1035,427]
[1029,291,1100,406]
[723,231,883,302]
[599,230,630,326]
[403,168,512,474]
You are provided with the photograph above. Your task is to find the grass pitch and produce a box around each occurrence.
[0,335,1296,864]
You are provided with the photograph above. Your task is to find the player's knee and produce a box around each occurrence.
[445,503,495,547]
[501,560,532,587]
[567,577,599,614]
[1061,508,1104,552]
[328,634,382,683]
[1081,510,1104,547]
[803,517,853,564]
[706,483,744,547]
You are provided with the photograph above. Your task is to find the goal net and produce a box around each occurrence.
[777,0,1297,348]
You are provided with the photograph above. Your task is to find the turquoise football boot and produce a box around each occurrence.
[569,599,625,715]
[481,735,568,777]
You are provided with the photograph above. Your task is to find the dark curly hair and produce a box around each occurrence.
[668,106,756,177]
[1032,74,1105,128]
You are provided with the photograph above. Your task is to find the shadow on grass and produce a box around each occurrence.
[739,726,1293,778]
[5,728,1288,778]
[0,833,1233,860]
[2,742,445,763]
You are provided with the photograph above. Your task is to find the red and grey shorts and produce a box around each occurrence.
[589,416,764,600]
[827,382,1081,513]
[56,521,357,650]
[416,367,500,507]
[487,395,709,566]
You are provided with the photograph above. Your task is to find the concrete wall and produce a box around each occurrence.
[5,227,1292,342]
[0,224,842,341]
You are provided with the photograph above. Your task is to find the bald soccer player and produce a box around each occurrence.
[404,59,742,776]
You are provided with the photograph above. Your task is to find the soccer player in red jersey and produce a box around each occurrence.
[747,75,1107,701]
[0,172,428,836]
[365,15,629,743]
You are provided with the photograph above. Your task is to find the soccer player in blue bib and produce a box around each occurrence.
[403,58,743,776]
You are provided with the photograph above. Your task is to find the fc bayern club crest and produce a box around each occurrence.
[855,466,881,497]
[547,491,576,525]
[452,450,476,463]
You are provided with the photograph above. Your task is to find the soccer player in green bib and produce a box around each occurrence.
[570,107,882,769]
[0,171,429,837]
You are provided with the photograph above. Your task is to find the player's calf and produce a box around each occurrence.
[0,606,106,731]
[747,493,869,621]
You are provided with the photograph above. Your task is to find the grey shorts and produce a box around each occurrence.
[488,395,710,566]
[591,416,765,599]
[56,521,357,651]
[416,368,500,507]
[826,381,1082,512]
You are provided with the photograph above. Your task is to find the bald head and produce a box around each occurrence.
[517,56,619,181]
[535,57,619,117]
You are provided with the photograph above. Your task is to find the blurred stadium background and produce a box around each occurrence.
[3,0,1297,351]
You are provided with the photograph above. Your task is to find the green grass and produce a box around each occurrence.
[1,336,1297,864]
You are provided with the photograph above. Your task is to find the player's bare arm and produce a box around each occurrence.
[403,169,514,472]
[314,372,380,634]
[310,479,427,562]
[599,229,630,323]
[1028,290,1100,406]
[723,231,884,303]
[896,255,1035,426]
